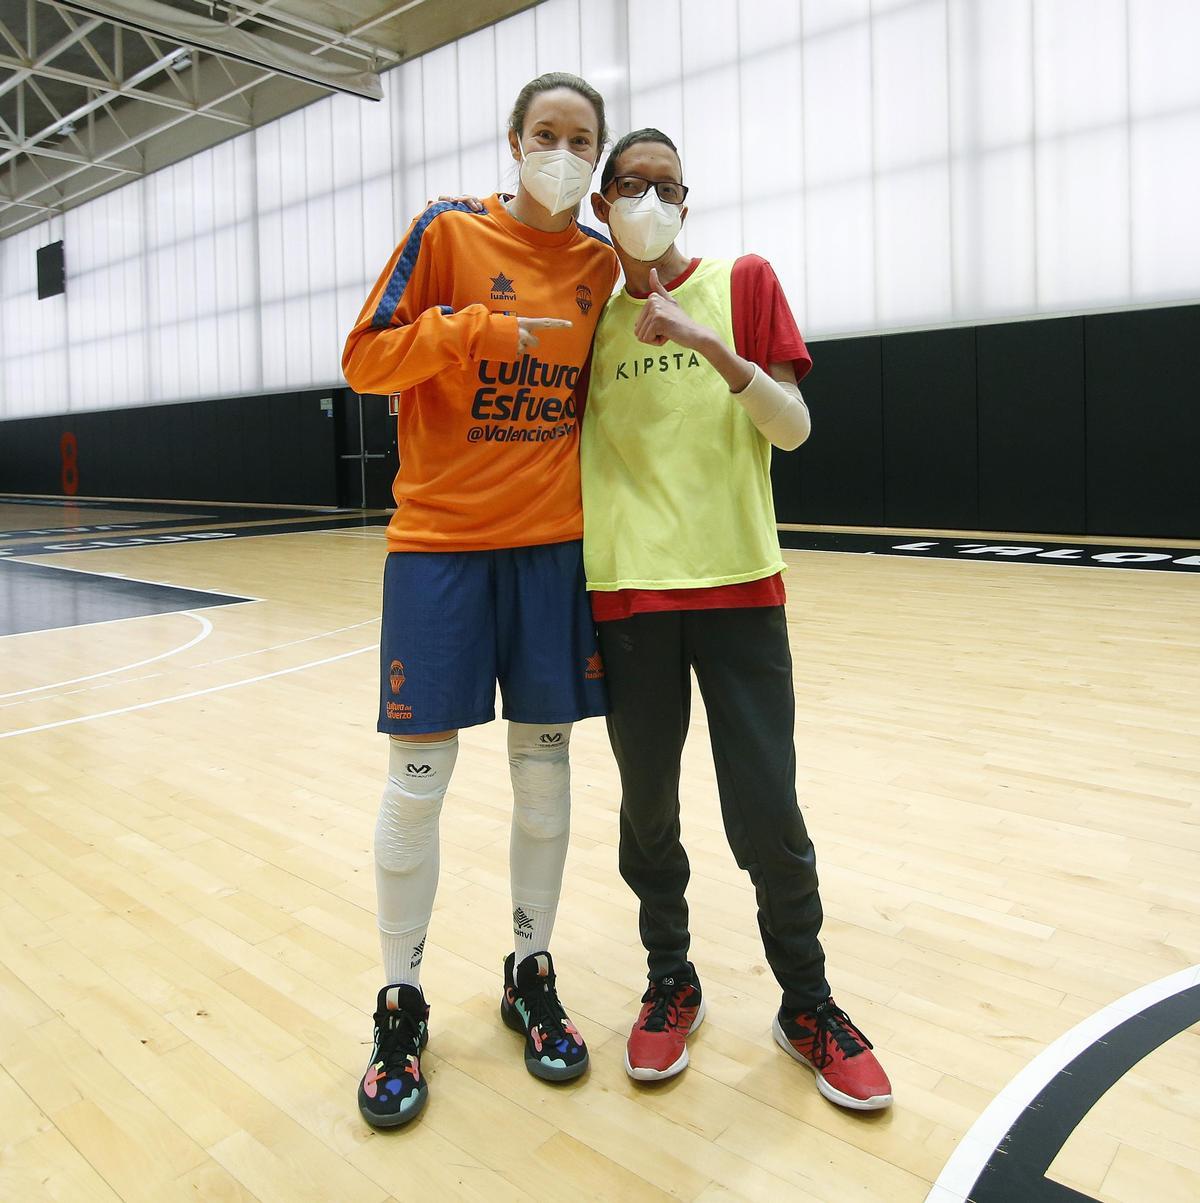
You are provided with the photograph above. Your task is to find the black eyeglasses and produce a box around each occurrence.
[608,175,689,205]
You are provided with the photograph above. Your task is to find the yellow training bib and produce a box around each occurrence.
[581,258,785,591]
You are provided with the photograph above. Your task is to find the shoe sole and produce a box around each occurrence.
[500,998,589,1082]
[624,996,708,1082]
[771,1016,893,1111]
[359,1084,428,1129]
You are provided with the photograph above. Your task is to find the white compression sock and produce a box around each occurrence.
[375,734,459,988]
[508,722,572,967]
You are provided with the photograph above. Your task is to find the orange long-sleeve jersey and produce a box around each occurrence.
[343,194,619,553]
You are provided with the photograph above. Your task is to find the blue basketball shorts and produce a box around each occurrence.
[377,540,608,735]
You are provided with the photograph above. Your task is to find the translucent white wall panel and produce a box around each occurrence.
[1131,111,1200,300]
[951,145,1036,318]
[1034,0,1128,136]
[804,23,872,186]
[739,2,804,310]
[680,3,739,202]
[421,45,462,199]
[1129,0,1200,115]
[5,0,1200,423]
[628,0,683,140]
[874,2,948,172]
[397,60,430,225]
[494,9,539,194]
[876,166,953,327]
[535,0,581,75]
[806,182,876,333]
[1037,126,1130,310]
[580,1,629,150]
[458,27,502,198]
[948,0,1033,151]
[803,0,869,37]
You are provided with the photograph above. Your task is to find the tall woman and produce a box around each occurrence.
[342,72,619,1128]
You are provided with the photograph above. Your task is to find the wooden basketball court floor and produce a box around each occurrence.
[1,497,1197,1203]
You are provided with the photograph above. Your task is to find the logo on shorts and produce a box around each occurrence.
[575,284,593,314]
[406,763,432,776]
[539,733,563,745]
[389,659,406,694]
[490,271,516,301]
[585,651,605,680]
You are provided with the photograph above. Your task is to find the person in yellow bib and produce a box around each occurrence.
[581,128,893,1111]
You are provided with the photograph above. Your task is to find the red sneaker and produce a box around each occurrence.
[773,998,893,1110]
[625,964,706,1081]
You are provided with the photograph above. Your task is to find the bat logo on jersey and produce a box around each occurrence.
[389,659,406,693]
[575,284,593,314]
[489,271,516,301]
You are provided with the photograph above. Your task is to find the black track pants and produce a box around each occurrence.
[598,606,830,1011]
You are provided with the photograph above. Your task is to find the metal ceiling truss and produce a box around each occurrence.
[0,0,403,238]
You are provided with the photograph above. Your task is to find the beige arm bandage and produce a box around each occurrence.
[732,364,811,451]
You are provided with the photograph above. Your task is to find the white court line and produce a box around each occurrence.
[0,617,381,709]
[200,618,379,668]
[0,612,213,701]
[0,643,376,741]
[926,963,1200,1203]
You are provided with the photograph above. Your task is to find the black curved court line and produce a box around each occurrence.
[965,983,1200,1202]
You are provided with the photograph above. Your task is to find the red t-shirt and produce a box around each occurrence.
[590,255,812,623]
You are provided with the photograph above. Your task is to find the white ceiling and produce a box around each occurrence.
[0,0,538,238]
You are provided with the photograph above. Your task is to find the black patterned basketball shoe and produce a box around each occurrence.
[500,951,589,1081]
[358,984,429,1127]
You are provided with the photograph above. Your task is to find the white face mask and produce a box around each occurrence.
[607,190,683,262]
[517,139,594,215]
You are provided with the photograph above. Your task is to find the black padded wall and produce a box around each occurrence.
[770,302,1198,539]
[977,316,1086,534]
[772,336,884,527]
[0,389,339,506]
[1085,305,1200,539]
[881,327,978,530]
[4,305,1198,535]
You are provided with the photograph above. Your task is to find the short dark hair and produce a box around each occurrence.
[600,128,681,191]
[507,72,608,152]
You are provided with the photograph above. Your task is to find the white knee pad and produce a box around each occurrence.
[375,735,458,873]
[508,722,572,840]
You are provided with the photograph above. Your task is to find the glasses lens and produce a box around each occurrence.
[616,177,649,198]
[655,182,685,204]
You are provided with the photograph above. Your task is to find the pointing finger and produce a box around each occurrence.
[523,317,574,330]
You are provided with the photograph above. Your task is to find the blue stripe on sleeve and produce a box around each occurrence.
[370,201,480,329]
